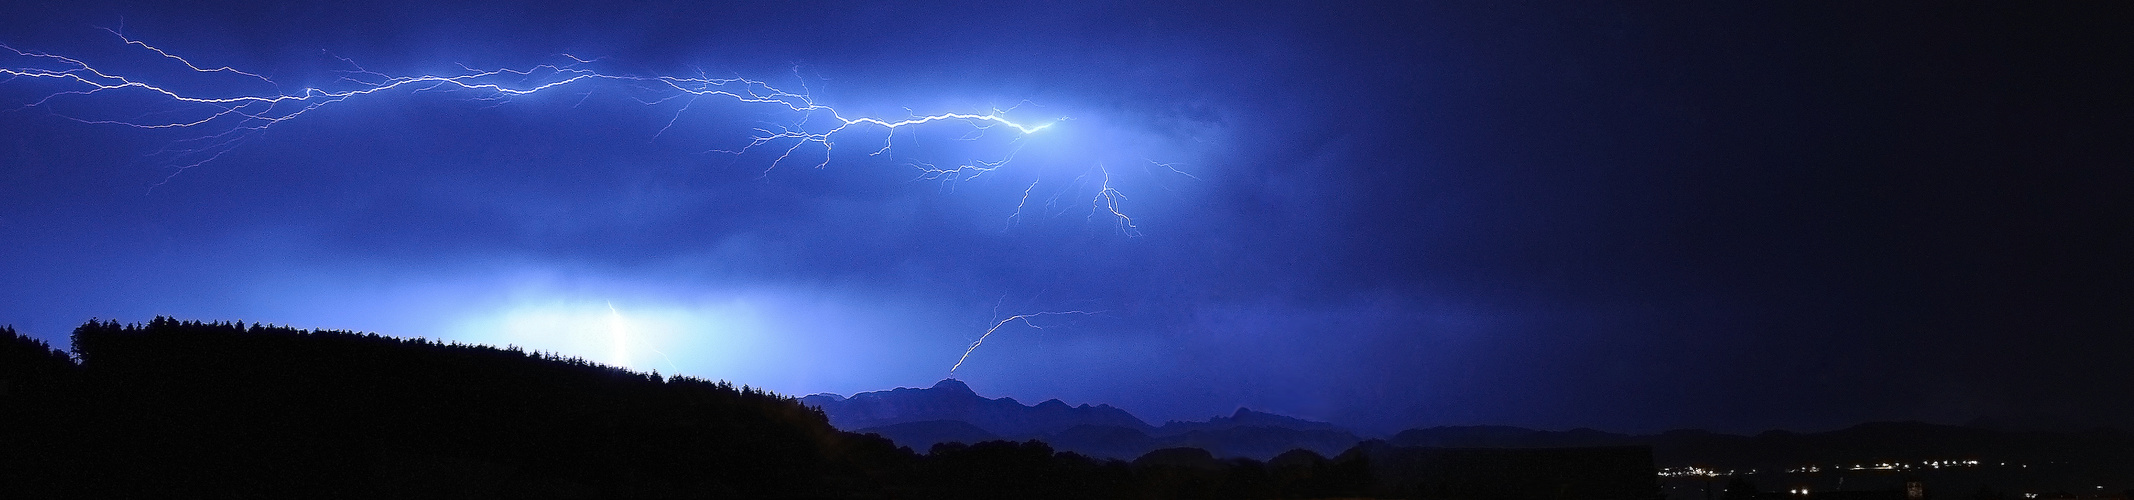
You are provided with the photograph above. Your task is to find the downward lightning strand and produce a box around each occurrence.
[1146,159,1201,182]
[948,310,1100,377]
[1089,165,1139,236]
[1006,177,1040,230]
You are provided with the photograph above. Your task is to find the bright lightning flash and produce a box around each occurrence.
[608,301,679,375]
[605,301,632,370]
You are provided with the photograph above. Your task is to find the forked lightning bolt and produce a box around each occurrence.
[948,310,1100,377]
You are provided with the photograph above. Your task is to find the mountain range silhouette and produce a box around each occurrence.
[802,379,1367,460]
[804,379,2134,477]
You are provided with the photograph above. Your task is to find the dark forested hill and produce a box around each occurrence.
[4,318,861,498]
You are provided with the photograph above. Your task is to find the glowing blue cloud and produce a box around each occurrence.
[0,28,1227,386]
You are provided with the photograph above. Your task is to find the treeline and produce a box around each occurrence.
[5,319,840,497]
[1,319,1654,499]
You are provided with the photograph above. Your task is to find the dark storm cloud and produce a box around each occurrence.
[2,1,2127,434]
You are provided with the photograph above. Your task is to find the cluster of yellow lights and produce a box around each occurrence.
[1667,459,1990,477]
[1833,459,1982,471]
[1658,466,1740,477]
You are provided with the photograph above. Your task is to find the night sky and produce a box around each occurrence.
[2,1,2128,435]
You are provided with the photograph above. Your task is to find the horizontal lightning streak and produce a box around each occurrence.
[0,32,1186,233]
[0,33,1055,177]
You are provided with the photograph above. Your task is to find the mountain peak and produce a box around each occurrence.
[815,380,1155,441]
[931,378,974,394]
